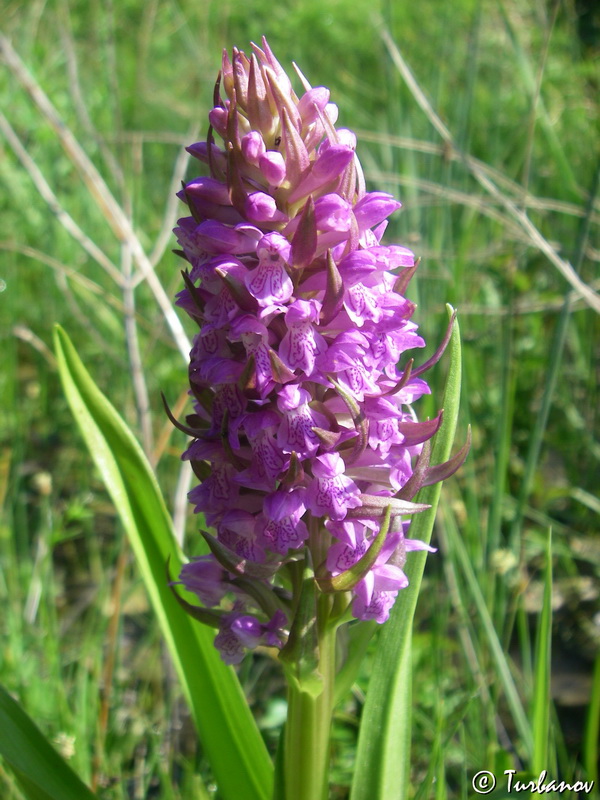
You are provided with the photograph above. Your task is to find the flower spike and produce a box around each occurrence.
[171,40,462,664]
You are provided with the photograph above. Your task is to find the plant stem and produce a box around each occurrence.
[284,595,336,800]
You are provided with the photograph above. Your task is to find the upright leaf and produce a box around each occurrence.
[0,683,98,800]
[532,529,553,774]
[53,325,273,800]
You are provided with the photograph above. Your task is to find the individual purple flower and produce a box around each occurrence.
[231,609,288,649]
[276,384,328,457]
[262,487,309,553]
[237,409,288,489]
[218,509,266,562]
[326,524,435,623]
[178,556,229,607]
[352,534,435,623]
[171,38,465,663]
[279,299,327,376]
[244,233,294,307]
[306,453,362,521]
[214,607,288,665]
[187,463,239,525]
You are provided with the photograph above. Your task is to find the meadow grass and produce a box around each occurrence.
[1,0,599,797]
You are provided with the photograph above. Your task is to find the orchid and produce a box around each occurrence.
[169,38,466,800]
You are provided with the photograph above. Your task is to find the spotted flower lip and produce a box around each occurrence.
[171,38,465,664]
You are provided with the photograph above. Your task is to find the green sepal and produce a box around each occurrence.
[167,582,223,629]
[231,576,289,620]
[238,353,258,393]
[269,348,297,383]
[280,451,305,486]
[311,426,344,450]
[215,265,256,311]
[200,528,281,580]
[317,506,392,593]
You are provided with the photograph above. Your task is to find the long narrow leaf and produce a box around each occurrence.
[0,683,98,800]
[333,621,377,708]
[584,654,600,786]
[351,306,463,800]
[532,529,552,774]
[53,325,273,800]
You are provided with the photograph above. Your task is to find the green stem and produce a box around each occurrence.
[284,596,336,800]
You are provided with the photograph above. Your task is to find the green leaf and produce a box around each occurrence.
[53,325,273,800]
[584,653,600,786]
[532,529,553,774]
[351,306,463,800]
[279,556,322,697]
[271,723,287,800]
[0,683,98,800]
[332,621,377,708]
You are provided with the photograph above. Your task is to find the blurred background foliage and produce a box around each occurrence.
[1,0,599,797]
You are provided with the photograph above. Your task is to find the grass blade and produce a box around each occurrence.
[584,654,600,786]
[532,529,553,774]
[0,683,98,800]
[53,325,273,800]
[350,306,462,800]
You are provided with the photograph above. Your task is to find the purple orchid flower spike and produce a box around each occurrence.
[171,38,466,665]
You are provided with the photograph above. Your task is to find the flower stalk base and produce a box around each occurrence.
[284,607,336,800]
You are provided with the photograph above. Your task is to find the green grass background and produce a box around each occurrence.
[1,0,599,797]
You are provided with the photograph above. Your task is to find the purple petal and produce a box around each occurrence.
[288,145,355,204]
[264,487,306,521]
[241,130,266,165]
[259,151,286,185]
[208,106,228,138]
[244,192,288,223]
[297,87,330,124]
[353,192,402,231]
[195,220,262,254]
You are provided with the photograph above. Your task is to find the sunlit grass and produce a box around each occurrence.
[1,0,599,797]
